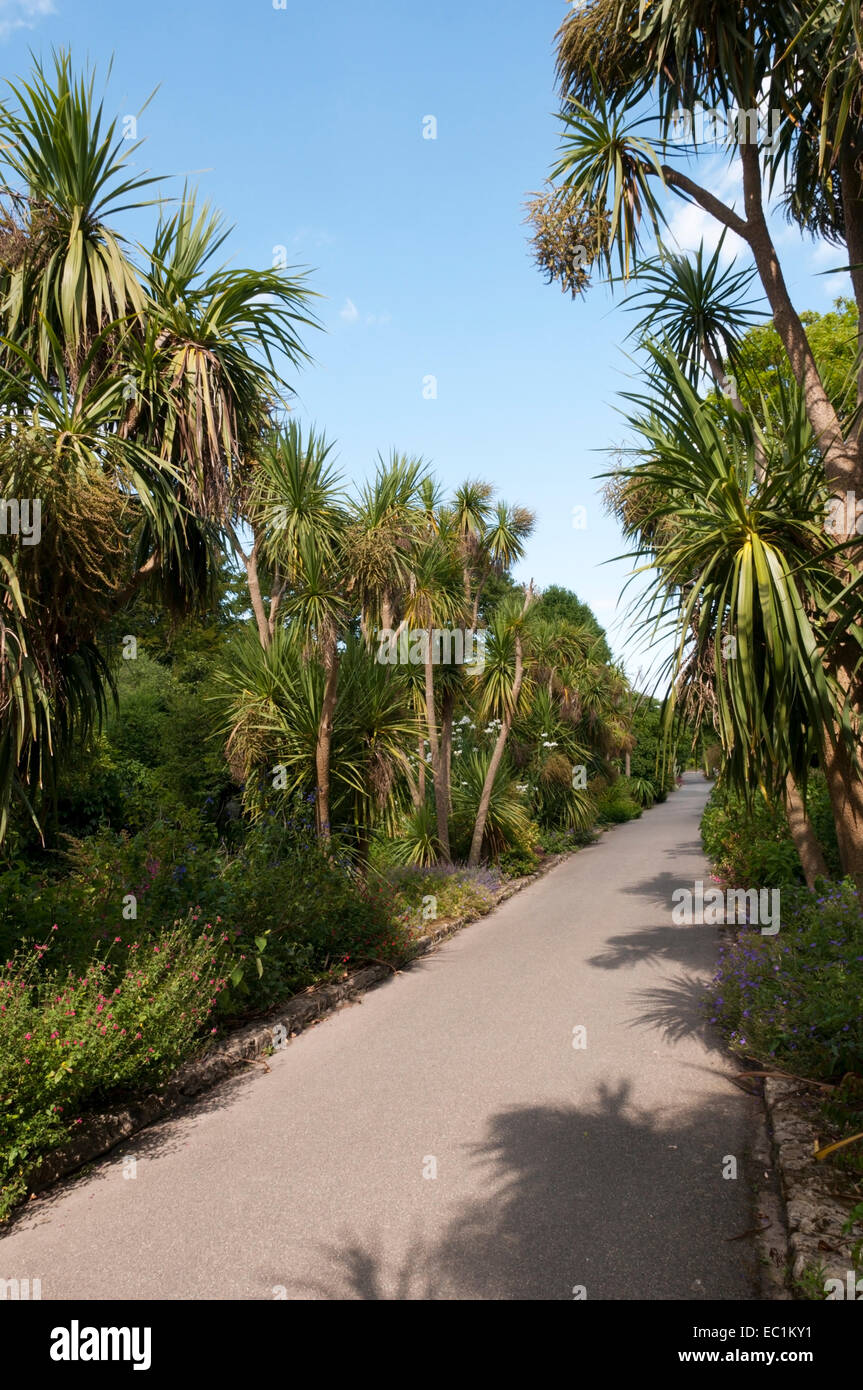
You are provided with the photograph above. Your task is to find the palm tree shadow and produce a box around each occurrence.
[299,1081,759,1300]
[626,971,722,1048]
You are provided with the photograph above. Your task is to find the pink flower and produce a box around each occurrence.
[24,1032,31,1040]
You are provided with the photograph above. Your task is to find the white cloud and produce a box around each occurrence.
[666,156,746,263]
[339,299,391,327]
[0,0,56,41]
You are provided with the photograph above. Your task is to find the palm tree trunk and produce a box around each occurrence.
[783,773,828,889]
[822,735,863,892]
[417,735,426,806]
[468,632,525,867]
[315,640,340,844]
[424,632,451,862]
[229,527,270,649]
[441,686,455,814]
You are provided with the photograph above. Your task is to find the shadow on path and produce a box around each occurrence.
[278,1081,759,1301]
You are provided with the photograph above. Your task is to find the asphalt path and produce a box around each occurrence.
[1,772,761,1300]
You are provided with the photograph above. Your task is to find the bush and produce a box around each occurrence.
[496,844,540,877]
[387,864,503,928]
[709,880,863,1080]
[0,915,231,1218]
[594,777,642,825]
[701,777,840,889]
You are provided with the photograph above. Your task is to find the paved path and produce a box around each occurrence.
[1,773,762,1300]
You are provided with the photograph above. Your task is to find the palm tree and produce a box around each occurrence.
[347,452,429,639]
[535,0,863,881]
[619,244,831,881]
[0,54,318,843]
[468,585,536,866]
[0,52,155,382]
[401,535,468,863]
[612,341,858,883]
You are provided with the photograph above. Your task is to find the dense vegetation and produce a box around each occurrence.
[0,54,683,1216]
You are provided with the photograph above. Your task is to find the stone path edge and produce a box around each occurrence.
[763,1077,861,1295]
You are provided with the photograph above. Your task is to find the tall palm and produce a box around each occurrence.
[468,586,536,866]
[402,535,468,863]
[0,52,157,381]
[0,54,318,843]
[247,422,343,648]
[346,452,428,638]
[614,343,859,830]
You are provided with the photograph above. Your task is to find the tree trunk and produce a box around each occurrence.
[625,750,631,779]
[315,641,340,844]
[417,734,426,806]
[424,633,451,862]
[822,736,863,892]
[783,773,828,889]
[468,633,525,867]
[738,143,860,492]
[441,686,455,814]
[228,527,271,649]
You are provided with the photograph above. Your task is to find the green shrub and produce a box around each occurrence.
[496,844,540,877]
[0,915,231,1218]
[709,880,863,1079]
[387,864,503,928]
[594,777,642,825]
[701,777,839,888]
[450,751,532,859]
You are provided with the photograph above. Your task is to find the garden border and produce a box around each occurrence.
[25,845,580,1199]
[763,1077,861,1295]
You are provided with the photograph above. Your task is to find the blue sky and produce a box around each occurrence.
[0,0,850,680]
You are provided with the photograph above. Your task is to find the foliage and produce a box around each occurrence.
[701,779,840,890]
[709,880,863,1080]
[593,776,642,825]
[0,914,231,1217]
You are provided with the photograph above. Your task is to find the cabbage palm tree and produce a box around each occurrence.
[537,0,863,879]
[346,452,428,639]
[613,343,861,877]
[401,535,468,863]
[0,52,155,383]
[0,53,317,843]
[468,585,536,866]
